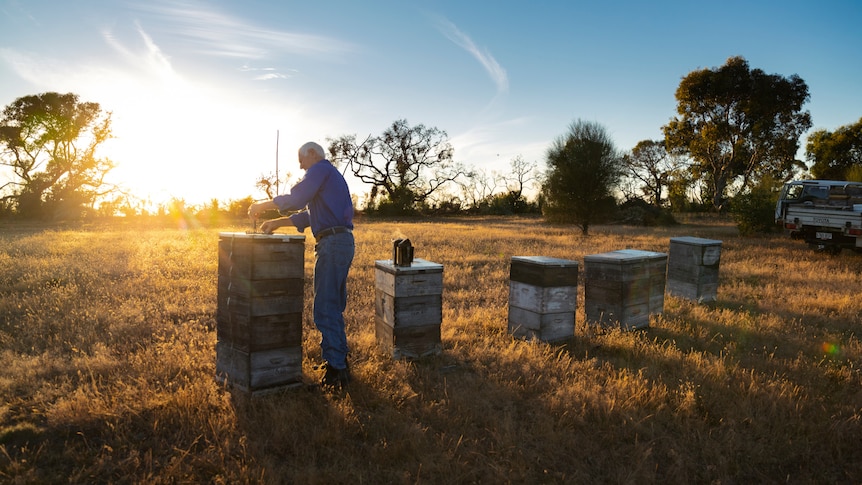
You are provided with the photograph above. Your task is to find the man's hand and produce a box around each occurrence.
[247,200,277,220]
[259,217,294,234]
[259,219,278,234]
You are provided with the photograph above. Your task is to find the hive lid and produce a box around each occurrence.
[375,258,443,274]
[218,232,306,242]
[583,249,667,262]
[670,236,722,246]
[511,256,579,267]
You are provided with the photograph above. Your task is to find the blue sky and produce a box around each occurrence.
[2,0,861,207]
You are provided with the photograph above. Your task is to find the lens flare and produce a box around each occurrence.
[821,342,841,355]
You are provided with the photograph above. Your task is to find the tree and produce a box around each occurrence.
[456,167,498,211]
[665,166,697,212]
[0,92,116,218]
[663,56,811,212]
[328,119,466,214]
[254,169,294,199]
[622,140,682,207]
[493,155,538,214]
[502,155,537,201]
[541,120,623,235]
[806,117,862,180]
[729,175,781,235]
[458,155,538,214]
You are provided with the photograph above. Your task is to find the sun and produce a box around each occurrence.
[98,80,312,210]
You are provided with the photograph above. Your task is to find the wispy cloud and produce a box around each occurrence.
[432,17,508,95]
[130,0,356,60]
[102,21,177,84]
[0,47,60,89]
[241,65,297,81]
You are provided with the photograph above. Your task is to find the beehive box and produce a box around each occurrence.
[583,249,667,330]
[215,343,302,394]
[508,256,578,342]
[666,236,722,303]
[374,258,443,359]
[216,232,305,395]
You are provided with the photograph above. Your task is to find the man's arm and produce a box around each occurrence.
[271,162,328,212]
[248,200,278,219]
[289,211,310,232]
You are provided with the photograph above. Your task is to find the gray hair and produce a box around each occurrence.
[299,141,325,161]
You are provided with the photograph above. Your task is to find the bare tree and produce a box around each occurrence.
[457,167,498,210]
[501,155,537,200]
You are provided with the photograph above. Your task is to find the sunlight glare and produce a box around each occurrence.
[94,25,310,209]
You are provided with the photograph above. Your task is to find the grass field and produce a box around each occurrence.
[1,216,860,484]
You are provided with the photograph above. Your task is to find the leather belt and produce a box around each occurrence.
[316,226,352,240]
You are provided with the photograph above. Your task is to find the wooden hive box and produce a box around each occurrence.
[374,258,444,359]
[215,343,302,395]
[508,256,579,342]
[583,249,667,330]
[666,236,722,303]
[216,233,306,395]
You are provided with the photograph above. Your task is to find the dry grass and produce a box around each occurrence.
[0,216,860,484]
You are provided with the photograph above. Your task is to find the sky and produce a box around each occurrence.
[2,0,861,208]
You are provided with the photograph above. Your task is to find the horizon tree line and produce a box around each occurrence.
[2,56,860,225]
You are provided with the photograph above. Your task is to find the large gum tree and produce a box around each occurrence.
[663,56,811,211]
[0,92,115,218]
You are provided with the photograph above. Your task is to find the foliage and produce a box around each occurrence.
[617,198,678,226]
[665,166,695,212]
[0,92,116,219]
[227,196,255,219]
[806,117,862,180]
[663,56,812,212]
[541,120,623,234]
[846,165,862,183]
[487,191,533,215]
[328,119,466,214]
[729,177,781,235]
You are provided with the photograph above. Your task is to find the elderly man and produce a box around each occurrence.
[248,141,354,390]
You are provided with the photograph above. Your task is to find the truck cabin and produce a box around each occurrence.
[779,180,862,208]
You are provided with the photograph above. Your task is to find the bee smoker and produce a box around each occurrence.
[392,238,414,267]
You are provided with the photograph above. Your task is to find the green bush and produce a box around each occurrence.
[730,187,778,235]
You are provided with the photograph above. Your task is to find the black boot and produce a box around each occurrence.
[320,362,351,390]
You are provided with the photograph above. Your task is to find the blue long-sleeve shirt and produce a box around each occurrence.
[272,159,354,237]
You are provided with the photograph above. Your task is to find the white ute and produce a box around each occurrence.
[775,180,862,254]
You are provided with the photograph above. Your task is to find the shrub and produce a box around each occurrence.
[617,198,678,226]
[730,186,779,235]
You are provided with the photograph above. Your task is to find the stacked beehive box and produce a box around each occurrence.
[666,236,722,303]
[508,256,579,342]
[584,249,667,330]
[216,233,305,395]
[374,258,443,359]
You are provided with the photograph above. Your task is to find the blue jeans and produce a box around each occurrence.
[313,232,354,369]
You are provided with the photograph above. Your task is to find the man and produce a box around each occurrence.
[248,141,355,390]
